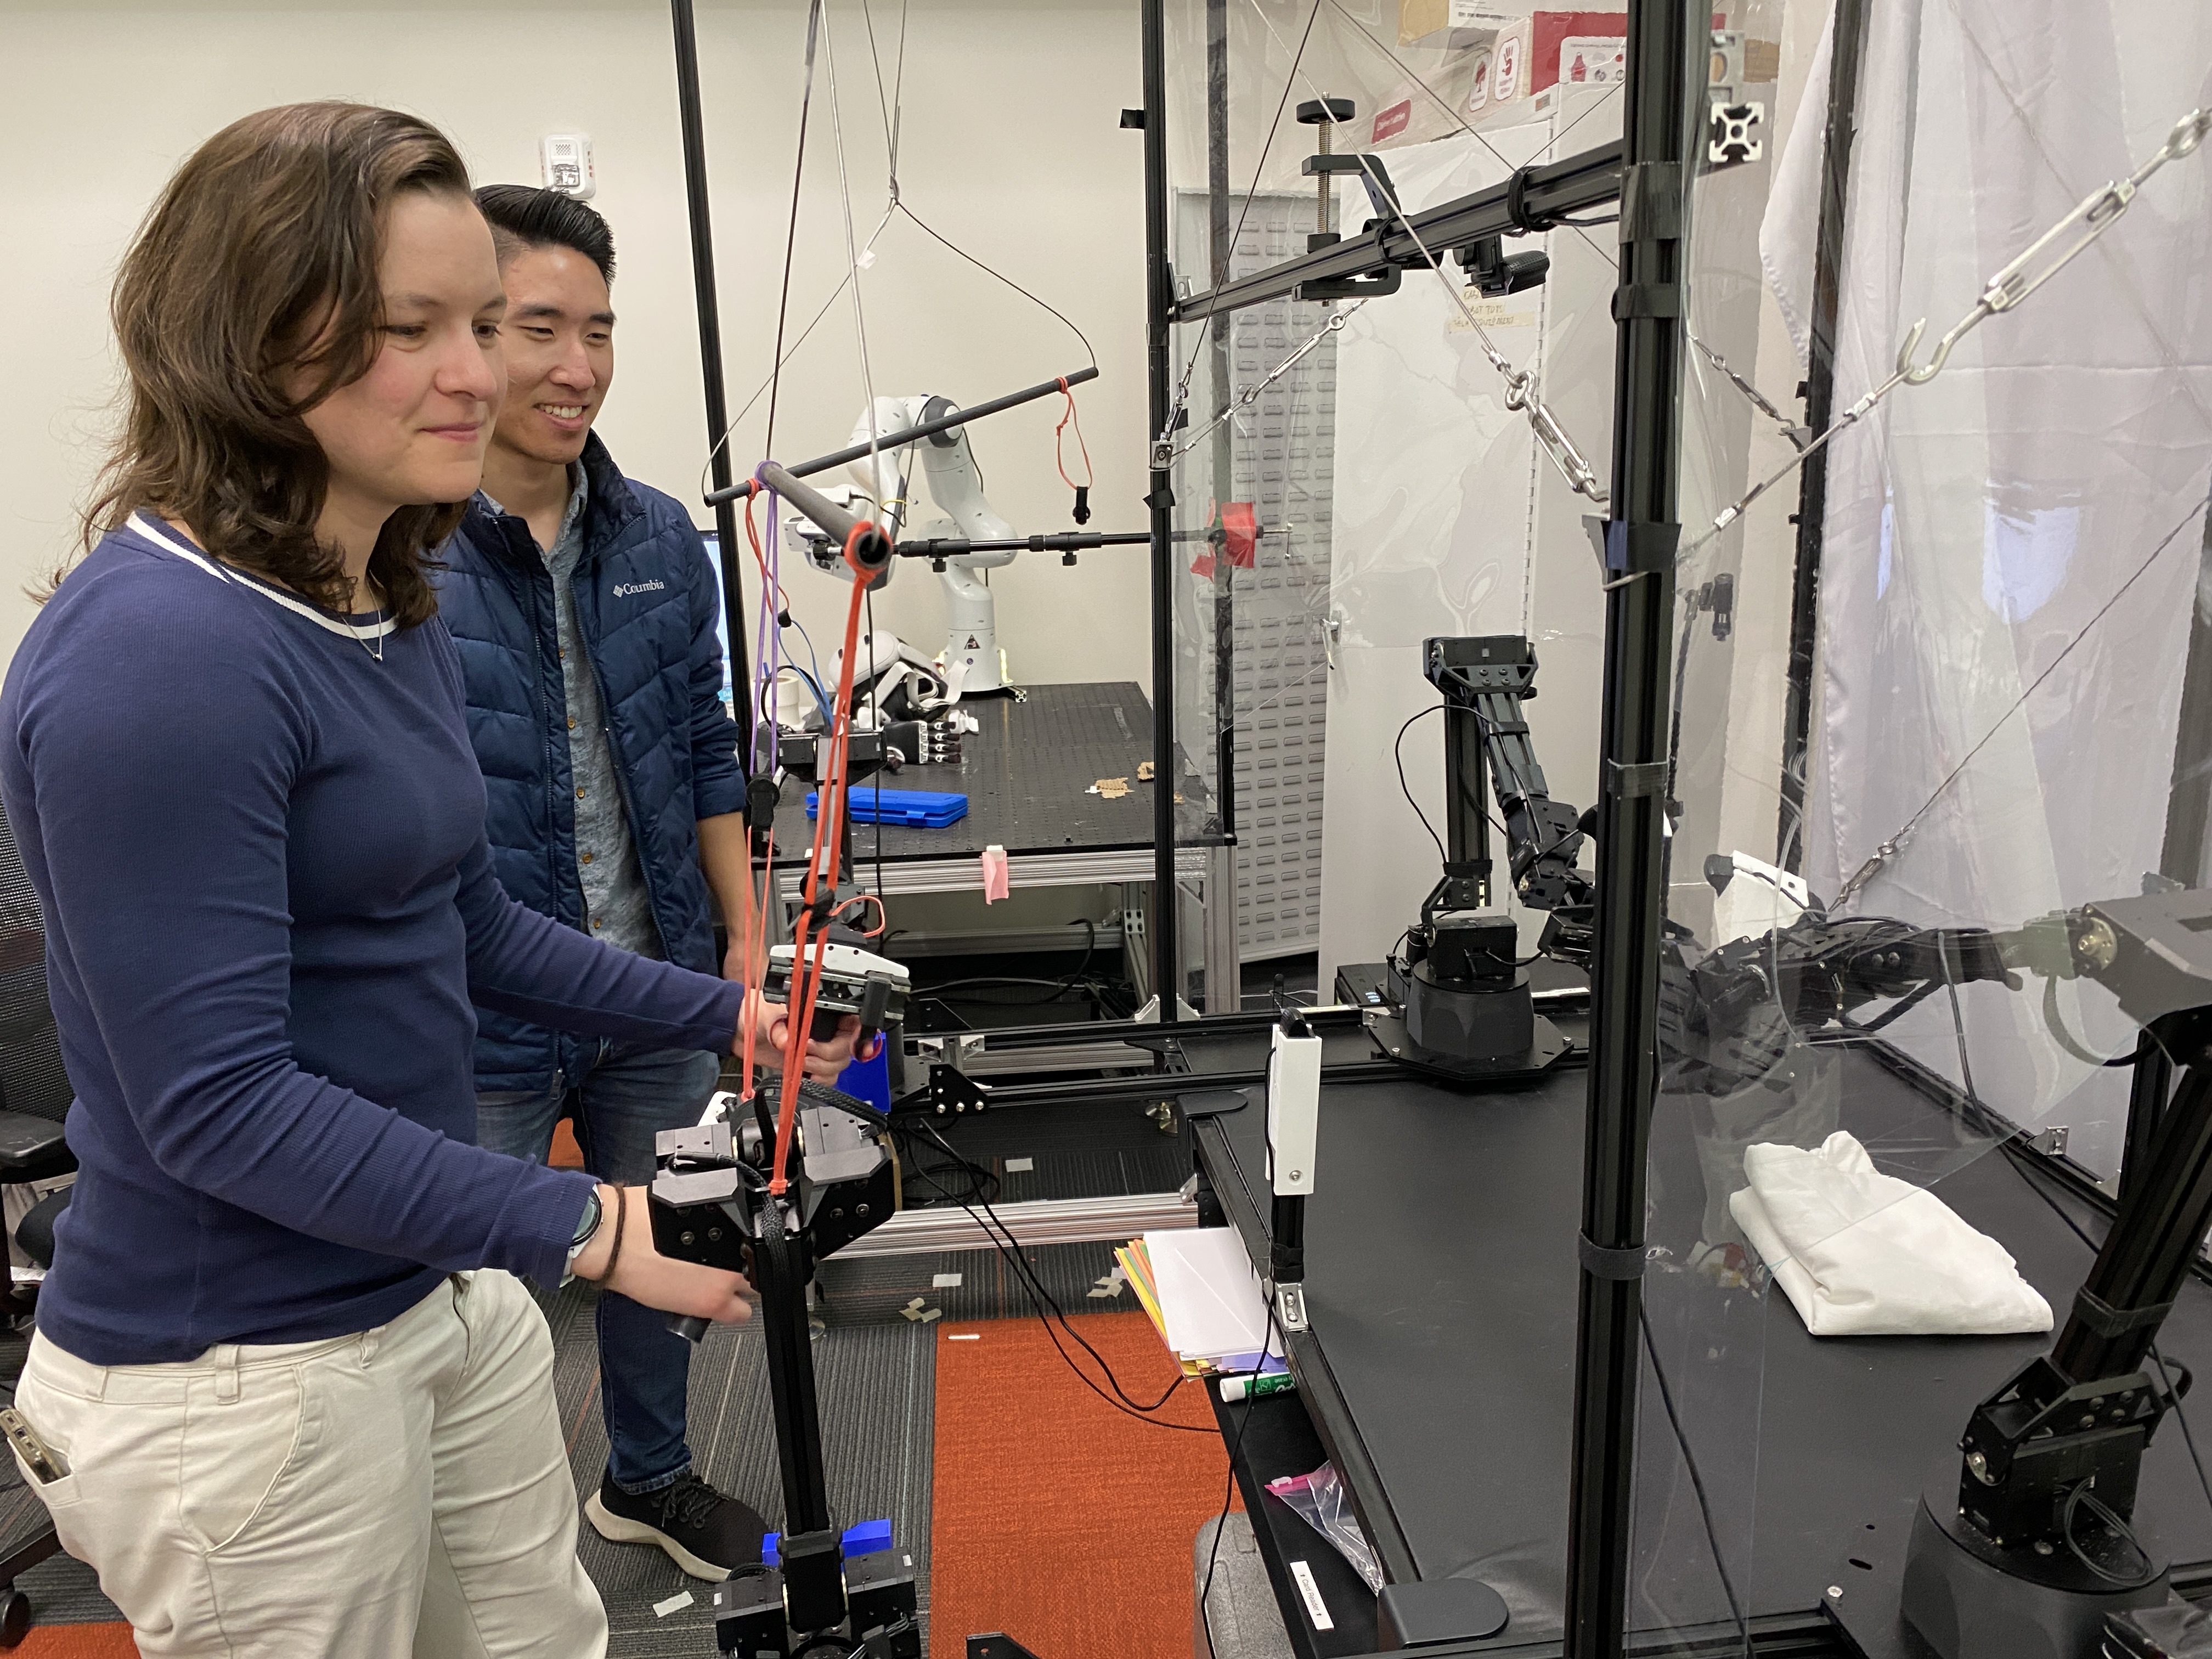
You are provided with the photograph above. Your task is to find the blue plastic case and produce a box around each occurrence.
[804,787,969,828]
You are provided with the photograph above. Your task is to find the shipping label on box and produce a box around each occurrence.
[1399,0,1516,48]
[1558,36,1627,86]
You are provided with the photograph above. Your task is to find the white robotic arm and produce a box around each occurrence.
[782,396,1023,695]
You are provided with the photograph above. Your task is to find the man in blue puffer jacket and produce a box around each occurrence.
[434,185,772,1581]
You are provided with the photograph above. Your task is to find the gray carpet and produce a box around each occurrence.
[536,1275,938,1657]
[0,1232,1115,1649]
[0,1273,950,1655]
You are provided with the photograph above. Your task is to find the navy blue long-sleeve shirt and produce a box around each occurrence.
[0,515,747,1365]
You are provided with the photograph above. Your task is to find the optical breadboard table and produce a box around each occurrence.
[1159,1026,2212,1658]
[770,681,1239,1012]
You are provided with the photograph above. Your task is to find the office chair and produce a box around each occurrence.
[0,798,76,1645]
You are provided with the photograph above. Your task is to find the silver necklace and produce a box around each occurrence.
[348,607,387,664]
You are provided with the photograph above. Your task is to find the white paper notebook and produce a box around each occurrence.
[1143,1227,1284,1362]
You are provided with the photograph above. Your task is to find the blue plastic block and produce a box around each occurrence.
[838,1045,892,1115]
[805,787,968,828]
[760,1519,892,1568]
[843,1518,894,1556]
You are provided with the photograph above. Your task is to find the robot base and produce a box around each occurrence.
[1368,1010,1571,1085]
[1899,1480,2168,1659]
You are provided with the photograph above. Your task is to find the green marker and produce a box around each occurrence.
[1219,1370,1297,1403]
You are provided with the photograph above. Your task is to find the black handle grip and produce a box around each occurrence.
[667,1313,711,1344]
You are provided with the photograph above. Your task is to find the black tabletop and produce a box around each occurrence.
[773,681,1165,865]
[1188,1035,2212,1650]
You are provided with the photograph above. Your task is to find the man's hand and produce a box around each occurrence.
[741,987,860,1082]
[573,1184,753,1323]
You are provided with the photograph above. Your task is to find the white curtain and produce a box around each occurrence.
[1790,0,2212,1172]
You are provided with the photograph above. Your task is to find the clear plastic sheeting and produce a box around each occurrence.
[1798,4,2212,1181]
[1155,0,2212,1650]
[1157,0,1626,978]
[1639,0,2212,1651]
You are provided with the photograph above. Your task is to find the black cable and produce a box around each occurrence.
[1640,1306,1751,1659]
[762,0,828,461]
[2062,1477,2158,1585]
[921,935,1129,1012]
[902,1119,1215,1431]
[2149,1348,2212,1524]
[1395,705,1447,864]
[895,201,1097,369]
[1389,703,1531,884]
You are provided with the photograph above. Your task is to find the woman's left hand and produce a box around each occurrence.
[741,988,863,1082]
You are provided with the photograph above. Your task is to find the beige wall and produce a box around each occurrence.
[0,0,1152,690]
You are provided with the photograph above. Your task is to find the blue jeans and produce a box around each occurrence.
[477,1041,724,1495]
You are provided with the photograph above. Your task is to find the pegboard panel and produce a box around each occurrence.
[1178,194,1338,962]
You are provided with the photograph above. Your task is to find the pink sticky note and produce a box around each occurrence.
[981,844,1010,904]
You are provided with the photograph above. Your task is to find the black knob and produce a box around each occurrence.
[1296,97,1356,125]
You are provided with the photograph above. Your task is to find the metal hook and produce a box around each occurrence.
[1894,315,1966,386]
[2166,108,2211,163]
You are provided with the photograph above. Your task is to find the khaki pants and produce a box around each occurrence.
[10,1269,607,1658]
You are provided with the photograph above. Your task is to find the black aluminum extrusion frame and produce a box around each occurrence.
[1775,0,1870,871]
[671,0,751,756]
[1566,2,1700,1656]
[1167,142,1626,324]
[1140,0,1184,1022]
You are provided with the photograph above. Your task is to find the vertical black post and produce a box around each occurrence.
[759,1229,832,1537]
[1775,0,1870,868]
[672,0,752,758]
[1207,0,1239,857]
[2121,1039,2175,1207]
[1442,703,1493,906]
[1142,0,1183,1022]
[1565,0,1698,1652]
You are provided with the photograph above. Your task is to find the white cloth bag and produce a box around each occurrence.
[1731,1131,2053,1336]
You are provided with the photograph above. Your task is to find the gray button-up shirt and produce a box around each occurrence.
[484,467,662,960]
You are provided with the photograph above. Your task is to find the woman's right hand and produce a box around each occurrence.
[571,1184,752,1324]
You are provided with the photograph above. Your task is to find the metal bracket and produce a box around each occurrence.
[1603,520,1681,574]
[2027,1124,2070,1158]
[1273,1281,1310,1333]
[1297,263,1402,303]
[1708,100,1765,167]
[926,1064,993,1117]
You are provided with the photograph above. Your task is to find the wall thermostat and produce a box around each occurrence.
[539,133,595,200]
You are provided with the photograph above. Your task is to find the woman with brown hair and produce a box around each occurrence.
[0,102,847,1656]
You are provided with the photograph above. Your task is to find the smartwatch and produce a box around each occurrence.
[565,1186,604,1278]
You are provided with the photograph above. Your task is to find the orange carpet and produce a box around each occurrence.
[13,1624,136,1656]
[929,1312,1237,1659]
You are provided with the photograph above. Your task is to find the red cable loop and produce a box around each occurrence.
[1054,376,1094,492]
[767,518,880,1196]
